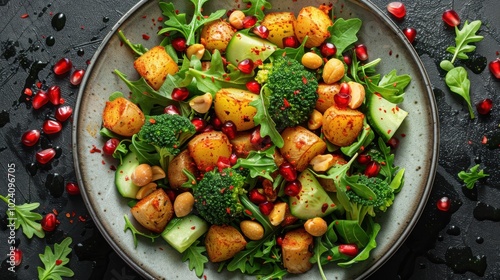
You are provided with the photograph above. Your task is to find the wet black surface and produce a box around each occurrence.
[0,0,499,279]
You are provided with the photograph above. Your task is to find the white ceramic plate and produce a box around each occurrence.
[73,1,438,279]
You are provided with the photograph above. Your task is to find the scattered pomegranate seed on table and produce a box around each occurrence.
[21,129,41,147]
[12,248,23,266]
[48,85,61,105]
[53,57,73,75]
[489,58,500,79]
[387,2,407,20]
[43,120,63,134]
[32,90,49,109]
[442,9,461,27]
[65,182,81,195]
[36,148,56,165]
[437,197,451,212]
[403,27,417,43]
[476,98,493,115]
[70,69,85,86]
[41,213,58,232]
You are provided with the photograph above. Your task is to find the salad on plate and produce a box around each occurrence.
[98,0,411,278]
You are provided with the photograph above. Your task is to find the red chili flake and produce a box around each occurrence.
[36,81,42,88]
[72,211,76,217]
[387,129,392,135]
[401,133,406,137]
[78,216,86,222]
[149,118,156,124]
[142,15,147,19]
[226,207,231,214]
[59,98,65,104]
[90,145,101,153]
[80,25,85,30]
[52,209,58,215]
[302,76,308,84]
[24,88,33,96]
[110,165,116,171]
[101,160,105,165]
[481,136,488,144]
[283,98,290,108]
[245,209,252,216]
[191,226,196,230]
[467,140,472,145]
[21,13,29,18]
[69,220,74,224]
[55,259,62,265]
[392,82,398,87]
[142,34,150,40]
[224,76,231,81]
[327,255,332,261]
[159,247,164,250]
[157,17,163,21]
[65,213,70,218]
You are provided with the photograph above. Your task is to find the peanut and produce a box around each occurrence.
[135,182,157,200]
[186,44,205,60]
[174,192,194,217]
[347,81,366,109]
[322,58,345,84]
[189,92,213,114]
[229,10,245,29]
[268,202,287,226]
[131,164,153,187]
[310,154,335,172]
[307,109,323,130]
[151,165,166,181]
[304,217,328,236]
[301,52,323,69]
[240,220,265,240]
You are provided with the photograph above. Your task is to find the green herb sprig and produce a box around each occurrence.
[0,195,45,239]
[458,164,489,189]
[38,237,74,280]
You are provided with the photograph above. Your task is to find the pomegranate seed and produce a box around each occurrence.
[41,213,57,232]
[217,156,231,172]
[248,189,267,205]
[53,57,72,75]
[238,59,254,74]
[339,82,351,94]
[354,44,368,61]
[201,124,214,133]
[32,90,49,109]
[24,88,33,96]
[165,189,176,202]
[48,85,61,105]
[221,121,237,139]
[276,236,283,247]
[250,127,262,145]
[211,116,222,130]
[55,105,73,122]
[364,161,380,177]
[282,36,300,48]
[65,182,80,195]
[164,104,180,115]
[242,16,257,28]
[284,180,302,196]
[476,98,493,115]
[70,69,85,86]
[387,2,406,20]
[334,93,351,108]
[102,138,119,155]
[279,162,297,182]
[339,244,359,257]
[437,196,451,212]
[22,129,41,147]
[36,148,56,164]
[43,120,62,134]
[387,137,400,149]
[259,201,274,215]
[343,54,352,65]
[489,58,500,79]
[13,248,23,266]
[403,28,417,44]
[172,37,187,52]
[246,81,261,94]
[191,118,207,132]
[171,87,189,101]
[320,42,337,57]
[442,9,460,27]
[230,153,238,165]
[253,25,269,39]
[357,154,371,165]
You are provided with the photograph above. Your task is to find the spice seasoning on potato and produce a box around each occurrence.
[294,6,333,48]
[102,97,145,137]
[205,225,247,262]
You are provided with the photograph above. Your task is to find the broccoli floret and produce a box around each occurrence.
[138,113,196,170]
[344,175,395,225]
[256,56,318,131]
[193,168,247,225]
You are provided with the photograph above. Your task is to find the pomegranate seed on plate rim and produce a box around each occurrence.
[403,28,417,44]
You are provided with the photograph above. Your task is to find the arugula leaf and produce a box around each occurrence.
[123,215,160,248]
[311,237,329,280]
[0,195,44,238]
[445,66,474,118]
[250,86,284,148]
[117,30,148,57]
[181,240,208,278]
[242,0,272,21]
[458,164,489,189]
[338,218,381,267]
[340,120,375,157]
[328,18,362,55]
[232,146,278,181]
[37,237,74,280]
[333,219,370,248]
[158,0,226,45]
[114,69,175,115]
[272,36,307,61]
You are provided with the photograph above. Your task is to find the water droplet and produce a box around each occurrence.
[446,225,460,236]
[45,35,55,46]
[475,236,484,244]
[103,16,109,23]
[51,13,66,31]
[45,173,65,198]
[437,234,444,241]
[77,48,84,56]
[0,110,10,127]
[444,246,487,276]
[26,162,38,176]
[473,202,500,221]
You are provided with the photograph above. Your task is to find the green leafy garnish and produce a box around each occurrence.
[0,195,44,239]
[158,0,226,45]
[250,85,284,148]
[37,237,74,280]
[458,164,489,189]
[117,30,148,56]
[181,240,209,278]
[439,20,483,119]
[242,0,272,21]
[328,18,362,55]
[232,146,278,181]
[124,215,160,248]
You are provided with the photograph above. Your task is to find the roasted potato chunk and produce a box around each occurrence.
[315,83,340,113]
[230,131,256,158]
[282,228,314,274]
[134,45,178,90]
[201,20,235,52]
[130,188,174,233]
[188,131,232,172]
[167,150,198,189]
[322,105,365,147]
[294,6,333,48]
[280,126,327,171]
[102,97,145,136]
[261,12,296,48]
[214,88,259,131]
[205,225,247,262]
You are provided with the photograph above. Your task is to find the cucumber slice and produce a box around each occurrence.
[161,214,208,253]
[226,32,277,66]
[289,169,337,219]
[366,92,408,141]
[115,151,141,199]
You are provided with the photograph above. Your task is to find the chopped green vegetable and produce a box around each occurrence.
[458,164,489,189]
[37,237,74,280]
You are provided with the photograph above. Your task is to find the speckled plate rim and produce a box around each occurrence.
[72,1,439,279]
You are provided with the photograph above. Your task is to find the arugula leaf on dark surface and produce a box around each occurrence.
[458,164,489,189]
[445,66,474,118]
[181,240,209,278]
[242,0,272,21]
[1,195,44,238]
[158,0,226,45]
[328,18,362,55]
[250,86,284,148]
[124,215,160,248]
[37,237,74,280]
